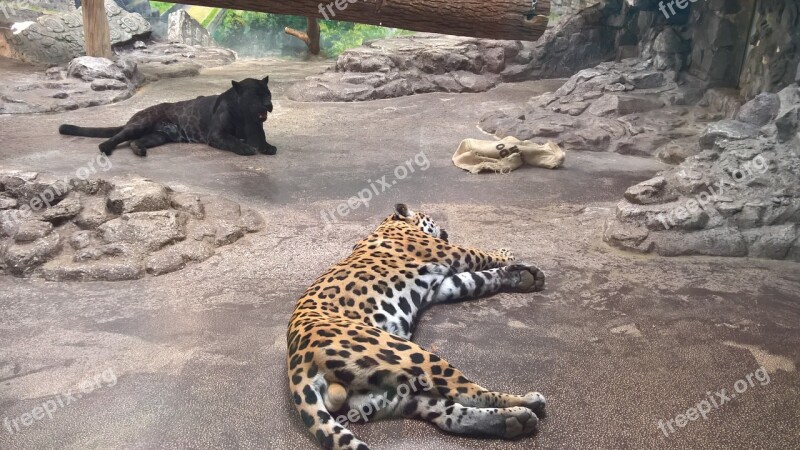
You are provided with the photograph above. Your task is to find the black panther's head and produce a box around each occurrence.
[231,76,273,123]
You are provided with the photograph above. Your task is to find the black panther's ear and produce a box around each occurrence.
[262,76,269,84]
[231,80,242,95]
[395,204,411,218]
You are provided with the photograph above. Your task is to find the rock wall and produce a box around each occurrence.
[739,0,800,99]
[167,10,215,47]
[604,84,800,261]
[0,0,151,65]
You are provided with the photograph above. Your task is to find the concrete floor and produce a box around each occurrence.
[0,58,798,450]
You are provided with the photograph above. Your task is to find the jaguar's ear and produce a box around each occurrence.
[262,76,269,85]
[395,203,411,218]
[231,80,242,95]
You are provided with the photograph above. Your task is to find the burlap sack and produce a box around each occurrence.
[452,137,565,174]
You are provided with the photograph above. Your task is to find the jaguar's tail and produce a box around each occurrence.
[59,124,123,138]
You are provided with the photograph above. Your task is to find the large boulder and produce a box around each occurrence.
[167,10,215,47]
[0,0,150,65]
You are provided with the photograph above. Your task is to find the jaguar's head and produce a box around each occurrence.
[392,204,448,242]
[231,76,273,122]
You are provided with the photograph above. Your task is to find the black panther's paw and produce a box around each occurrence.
[260,144,277,155]
[99,142,114,155]
[130,142,147,157]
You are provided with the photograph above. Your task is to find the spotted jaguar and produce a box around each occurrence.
[287,204,547,449]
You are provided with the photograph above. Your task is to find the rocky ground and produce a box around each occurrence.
[0,59,797,450]
[0,42,236,114]
[0,172,264,281]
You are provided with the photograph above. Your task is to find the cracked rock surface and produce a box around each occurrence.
[0,173,264,281]
[603,84,800,260]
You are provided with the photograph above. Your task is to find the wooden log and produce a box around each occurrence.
[82,0,113,58]
[177,0,550,41]
[285,17,321,55]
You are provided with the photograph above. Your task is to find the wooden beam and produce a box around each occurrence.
[176,0,550,41]
[82,0,112,58]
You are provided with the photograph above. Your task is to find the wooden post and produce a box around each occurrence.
[82,0,112,58]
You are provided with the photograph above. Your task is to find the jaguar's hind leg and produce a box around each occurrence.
[130,132,170,157]
[99,123,149,155]
[401,395,539,438]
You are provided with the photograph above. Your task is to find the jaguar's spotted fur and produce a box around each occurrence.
[287,204,546,449]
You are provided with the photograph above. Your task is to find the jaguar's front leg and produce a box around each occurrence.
[448,246,517,272]
[432,263,545,305]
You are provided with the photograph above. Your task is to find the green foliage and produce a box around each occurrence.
[212,10,413,57]
[149,1,174,14]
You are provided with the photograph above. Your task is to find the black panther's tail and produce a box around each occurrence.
[59,124,124,138]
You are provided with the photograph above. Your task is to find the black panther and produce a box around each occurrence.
[59,76,276,157]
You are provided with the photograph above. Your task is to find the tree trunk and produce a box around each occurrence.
[176,0,550,41]
[285,17,321,55]
[82,0,112,58]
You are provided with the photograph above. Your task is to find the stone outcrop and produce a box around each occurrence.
[0,42,235,114]
[0,56,143,114]
[167,10,215,47]
[0,172,264,281]
[479,59,709,158]
[0,0,151,65]
[603,84,800,261]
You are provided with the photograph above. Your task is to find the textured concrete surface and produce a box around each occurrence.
[0,58,798,450]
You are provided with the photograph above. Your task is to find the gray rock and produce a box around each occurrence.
[624,176,677,205]
[14,220,53,243]
[134,41,147,50]
[736,93,780,127]
[40,193,82,221]
[107,179,171,214]
[0,196,18,209]
[145,241,215,276]
[775,86,800,142]
[170,192,205,219]
[699,120,760,149]
[651,228,748,257]
[75,196,114,229]
[68,57,128,82]
[167,10,215,46]
[3,233,62,276]
[653,28,689,54]
[587,94,664,117]
[90,79,128,91]
[69,230,95,250]
[743,225,798,260]
[40,260,145,282]
[238,209,265,233]
[98,211,187,252]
